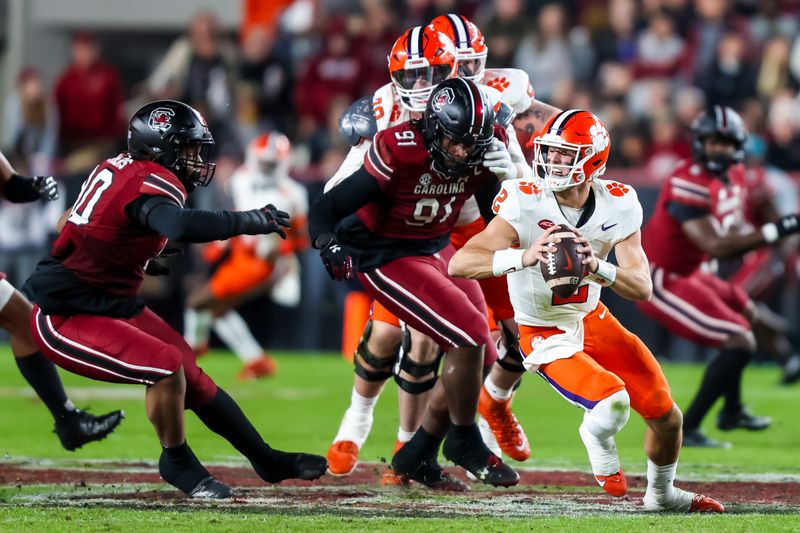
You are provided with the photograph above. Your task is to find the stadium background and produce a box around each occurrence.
[1,0,799,360]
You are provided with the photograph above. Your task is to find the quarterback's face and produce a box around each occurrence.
[546,146,578,175]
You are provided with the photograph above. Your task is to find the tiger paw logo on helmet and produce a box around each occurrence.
[148,107,175,133]
[590,121,609,153]
[487,77,510,92]
[605,181,629,197]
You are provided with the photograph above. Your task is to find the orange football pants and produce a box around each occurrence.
[519,303,673,419]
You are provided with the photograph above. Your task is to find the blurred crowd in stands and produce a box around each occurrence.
[2,0,800,353]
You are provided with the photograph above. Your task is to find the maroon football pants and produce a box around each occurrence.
[358,245,497,367]
[31,305,217,408]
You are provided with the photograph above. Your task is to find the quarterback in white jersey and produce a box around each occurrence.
[449,109,724,513]
[183,132,309,381]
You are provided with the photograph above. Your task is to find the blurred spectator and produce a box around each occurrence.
[747,0,799,46]
[54,32,125,173]
[766,92,800,170]
[240,25,295,135]
[146,11,238,123]
[479,0,532,68]
[513,3,574,103]
[593,0,639,69]
[2,68,57,175]
[696,32,757,109]
[633,8,685,79]
[757,36,799,100]
[684,0,748,81]
[644,109,691,182]
[294,17,364,148]
[349,0,399,95]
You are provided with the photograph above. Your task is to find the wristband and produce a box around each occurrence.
[492,248,526,276]
[761,223,779,244]
[586,258,617,287]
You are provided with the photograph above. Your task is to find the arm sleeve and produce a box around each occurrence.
[126,195,252,243]
[3,174,41,203]
[666,200,710,222]
[309,166,381,247]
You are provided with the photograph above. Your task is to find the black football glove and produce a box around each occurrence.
[33,176,59,201]
[316,233,353,281]
[776,214,800,238]
[238,204,291,238]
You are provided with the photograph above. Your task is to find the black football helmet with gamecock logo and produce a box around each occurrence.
[128,100,216,189]
[422,78,494,176]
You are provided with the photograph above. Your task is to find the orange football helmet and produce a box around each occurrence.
[247,132,291,182]
[532,110,611,191]
[430,14,488,83]
[388,25,457,112]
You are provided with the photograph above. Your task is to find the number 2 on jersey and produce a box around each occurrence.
[68,168,114,225]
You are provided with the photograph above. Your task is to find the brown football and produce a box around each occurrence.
[539,224,586,299]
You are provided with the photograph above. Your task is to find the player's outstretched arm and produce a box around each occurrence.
[127,196,290,243]
[576,229,652,302]
[449,219,558,279]
[681,213,800,259]
[0,149,59,203]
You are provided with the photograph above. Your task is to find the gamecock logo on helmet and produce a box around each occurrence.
[431,87,455,111]
[148,107,175,133]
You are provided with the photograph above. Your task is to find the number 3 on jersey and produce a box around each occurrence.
[68,168,114,225]
[408,196,456,226]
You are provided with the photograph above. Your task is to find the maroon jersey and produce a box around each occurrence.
[358,121,505,238]
[338,121,505,271]
[53,153,187,296]
[642,160,752,276]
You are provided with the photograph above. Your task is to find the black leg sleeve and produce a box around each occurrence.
[15,351,73,419]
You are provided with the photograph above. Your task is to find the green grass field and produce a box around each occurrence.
[0,347,798,531]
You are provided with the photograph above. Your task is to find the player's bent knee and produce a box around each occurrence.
[394,347,443,395]
[364,320,402,358]
[724,330,756,352]
[584,389,631,440]
[354,321,397,381]
[183,366,218,409]
[637,387,675,420]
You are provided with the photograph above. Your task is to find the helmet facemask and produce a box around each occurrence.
[456,51,486,82]
[428,125,492,176]
[168,141,216,189]
[533,135,601,192]
[393,61,455,112]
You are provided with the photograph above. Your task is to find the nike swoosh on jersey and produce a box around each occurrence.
[601,222,618,231]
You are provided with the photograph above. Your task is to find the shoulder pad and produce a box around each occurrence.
[339,96,378,147]
[494,102,515,129]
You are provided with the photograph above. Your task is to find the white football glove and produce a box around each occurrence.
[482,138,517,181]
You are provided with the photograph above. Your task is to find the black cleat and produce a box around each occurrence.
[54,409,124,451]
[682,429,731,449]
[390,448,469,492]
[252,451,328,483]
[442,424,519,487]
[717,408,771,431]
[189,476,233,499]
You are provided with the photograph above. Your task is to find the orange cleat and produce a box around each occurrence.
[595,469,628,497]
[327,440,359,476]
[380,439,411,486]
[477,386,530,461]
[690,494,725,513]
[236,355,277,381]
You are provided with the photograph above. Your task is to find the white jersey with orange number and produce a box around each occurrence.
[326,80,531,193]
[492,178,642,357]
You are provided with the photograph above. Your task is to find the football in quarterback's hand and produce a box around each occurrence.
[539,225,586,299]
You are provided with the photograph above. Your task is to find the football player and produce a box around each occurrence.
[449,109,723,512]
[637,106,800,447]
[310,78,520,491]
[183,132,308,380]
[23,100,326,498]
[0,150,123,451]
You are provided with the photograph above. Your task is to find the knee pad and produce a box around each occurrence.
[495,322,526,374]
[393,329,443,394]
[354,320,397,381]
[583,389,631,441]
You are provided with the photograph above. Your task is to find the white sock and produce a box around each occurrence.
[333,388,379,447]
[579,390,630,476]
[643,459,693,511]
[212,311,263,363]
[397,427,415,443]
[484,375,514,401]
[183,308,212,348]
